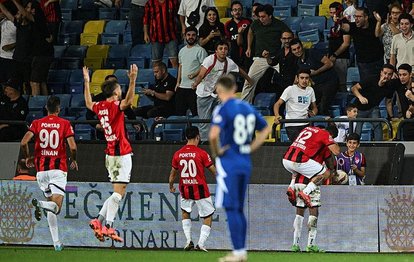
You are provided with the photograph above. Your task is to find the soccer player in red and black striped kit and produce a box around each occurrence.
[169,126,216,252]
[84,64,138,243]
[21,96,78,251]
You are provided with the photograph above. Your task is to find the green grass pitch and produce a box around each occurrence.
[2,246,413,262]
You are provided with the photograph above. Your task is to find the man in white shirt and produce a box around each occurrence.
[192,40,252,141]
[273,69,318,141]
[390,13,414,69]
[0,11,16,83]
[178,0,215,36]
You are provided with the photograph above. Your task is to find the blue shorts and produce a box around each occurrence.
[151,40,178,61]
[215,158,250,210]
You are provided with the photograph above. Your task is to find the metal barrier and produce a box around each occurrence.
[395,118,414,141]
[71,119,149,139]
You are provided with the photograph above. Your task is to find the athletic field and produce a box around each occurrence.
[2,246,413,262]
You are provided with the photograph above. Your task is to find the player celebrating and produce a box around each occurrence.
[291,146,335,253]
[21,96,78,251]
[284,125,340,208]
[209,76,270,262]
[169,126,216,252]
[84,64,138,242]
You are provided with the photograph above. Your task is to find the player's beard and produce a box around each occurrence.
[187,38,196,46]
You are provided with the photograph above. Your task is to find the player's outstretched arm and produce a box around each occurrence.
[250,124,271,153]
[120,64,138,111]
[67,136,78,171]
[20,131,34,167]
[209,125,224,158]
[169,168,178,193]
[328,143,341,156]
[83,66,94,111]
[208,165,217,178]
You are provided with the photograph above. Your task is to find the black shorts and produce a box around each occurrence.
[31,56,53,82]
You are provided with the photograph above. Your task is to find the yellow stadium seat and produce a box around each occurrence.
[132,94,139,109]
[91,69,115,83]
[319,4,330,18]
[216,6,228,18]
[80,33,99,46]
[220,17,231,24]
[322,0,337,5]
[215,0,230,6]
[90,82,102,95]
[86,45,110,58]
[84,57,104,70]
[256,116,277,143]
[83,20,106,34]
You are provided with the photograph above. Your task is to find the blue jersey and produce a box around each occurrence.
[211,98,267,174]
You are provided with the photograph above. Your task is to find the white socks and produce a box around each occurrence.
[198,225,211,247]
[182,219,192,243]
[105,192,122,226]
[307,215,318,246]
[98,197,110,223]
[303,182,317,195]
[293,215,304,245]
[39,201,59,214]
[47,211,59,244]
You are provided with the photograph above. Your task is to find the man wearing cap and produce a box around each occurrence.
[0,79,28,141]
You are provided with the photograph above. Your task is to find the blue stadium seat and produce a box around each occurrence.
[162,116,188,141]
[169,68,178,78]
[273,6,291,18]
[105,44,131,69]
[346,67,360,90]
[122,0,131,8]
[75,124,93,140]
[326,17,334,29]
[113,69,130,85]
[64,45,88,58]
[99,8,117,20]
[283,17,302,32]
[276,0,297,8]
[61,9,72,22]
[300,16,326,34]
[280,128,289,142]
[80,0,95,9]
[55,94,72,116]
[101,20,127,45]
[29,96,48,110]
[68,69,89,94]
[54,45,67,58]
[138,93,154,107]
[301,0,321,4]
[127,57,148,69]
[253,93,277,116]
[311,115,329,128]
[130,44,152,59]
[297,4,316,16]
[48,69,71,94]
[58,20,84,45]
[329,105,341,117]
[69,94,86,117]
[137,68,155,85]
[61,0,78,9]
[26,110,44,123]
[257,0,274,4]
[298,29,320,45]
[120,8,130,20]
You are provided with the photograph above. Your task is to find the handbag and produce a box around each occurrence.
[187,0,203,27]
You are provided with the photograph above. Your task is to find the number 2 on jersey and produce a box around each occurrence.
[295,129,313,144]
[180,159,197,178]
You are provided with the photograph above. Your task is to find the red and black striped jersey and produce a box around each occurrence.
[29,115,74,172]
[92,100,132,156]
[143,0,178,43]
[295,146,333,185]
[284,126,336,163]
[172,145,213,200]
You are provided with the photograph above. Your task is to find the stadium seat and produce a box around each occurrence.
[280,128,289,142]
[297,4,317,16]
[80,33,99,46]
[346,67,360,89]
[101,20,127,45]
[61,45,87,69]
[84,45,110,70]
[298,29,320,45]
[137,68,155,85]
[68,69,88,94]
[318,4,330,17]
[47,69,71,94]
[105,44,131,69]
[60,57,83,69]
[256,0,274,4]
[162,116,188,141]
[329,105,341,117]
[64,45,88,58]
[127,57,148,69]
[58,20,84,45]
[169,68,178,78]
[283,17,302,32]
[302,0,321,4]
[54,45,67,58]
[99,8,117,20]
[130,44,152,59]
[26,110,44,123]
[253,93,277,116]
[79,0,95,9]
[322,0,337,5]
[83,20,106,34]
[28,96,48,111]
[74,124,93,140]
[120,8,130,20]
[220,17,231,24]
[61,0,78,9]
[69,94,86,117]
[55,94,72,116]
[91,69,115,83]
[300,16,326,34]
[122,0,131,8]
[260,116,276,142]
[113,69,130,85]
[89,82,102,95]
[138,92,154,107]
[61,9,72,22]
[276,0,297,8]
[273,6,291,18]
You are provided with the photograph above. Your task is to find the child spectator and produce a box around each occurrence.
[343,0,356,22]
[335,104,358,142]
[336,133,366,185]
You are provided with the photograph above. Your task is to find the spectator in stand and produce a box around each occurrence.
[334,104,358,143]
[351,64,395,141]
[144,0,179,68]
[86,74,137,140]
[191,41,252,141]
[399,0,412,14]
[40,0,61,45]
[338,7,384,82]
[0,79,28,142]
[389,64,414,140]
[135,62,176,118]
[329,2,351,92]
[273,69,318,141]
[251,2,262,21]
[0,1,17,83]
[129,0,148,46]
[343,0,356,22]
[263,30,297,100]
[224,1,252,71]
[178,0,215,36]
[290,39,338,116]
[175,26,207,116]
[374,4,402,64]
[337,133,366,185]
[199,7,225,55]
[241,4,289,103]
[364,0,392,21]
[13,159,36,181]
[390,13,414,69]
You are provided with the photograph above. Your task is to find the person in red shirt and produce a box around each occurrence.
[84,64,138,243]
[20,96,78,251]
[283,125,340,208]
[169,126,216,252]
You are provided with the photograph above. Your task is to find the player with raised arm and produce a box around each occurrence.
[169,126,216,252]
[20,96,78,251]
[209,76,270,262]
[84,64,138,243]
[284,125,340,208]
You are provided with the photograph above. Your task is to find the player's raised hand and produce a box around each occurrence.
[128,64,138,80]
[169,185,176,193]
[82,66,90,83]
[373,11,381,23]
[70,160,78,171]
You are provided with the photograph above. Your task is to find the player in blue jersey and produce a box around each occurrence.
[209,76,270,262]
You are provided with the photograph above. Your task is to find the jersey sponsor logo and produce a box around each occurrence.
[99,109,109,115]
[40,123,61,129]
[179,153,196,158]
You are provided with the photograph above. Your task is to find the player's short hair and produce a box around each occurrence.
[231,1,242,9]
[325,124,339,139]
[101,80,120,98]
[382,63,395,72]
[216,75,236,91]
[355,6,369,16]
[346,104,357,111]
[346,132,360,143]
[215,40,229,50]
[296,68,311,76]
[398,13,414,24]
[398,63,412,74]
[185,126,199,140]
[46,96,61,113]
[185,26,198,35]
[289,38,303,48]
[255,4,273,16]
[153,61,167,72]
[104,74,118,81]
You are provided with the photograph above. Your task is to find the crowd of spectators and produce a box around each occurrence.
[0,0,413,142]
